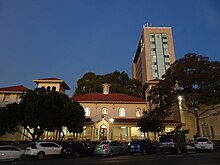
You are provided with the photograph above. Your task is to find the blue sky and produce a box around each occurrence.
[0,0,220,96]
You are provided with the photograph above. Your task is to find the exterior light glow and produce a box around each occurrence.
[178,96,183,101]
[109,118,114,123]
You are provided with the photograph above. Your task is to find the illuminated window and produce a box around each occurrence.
[84,107,90,117]
[136,108,142,117]
[119,108,126,117]
[101,107,108,115]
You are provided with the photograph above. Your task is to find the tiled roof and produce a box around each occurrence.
[34,77,70,90]
[71,93,146,103]
[36,78,61,80]
[0,85,29,93]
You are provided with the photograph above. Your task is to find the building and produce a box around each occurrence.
[131,26,220,141]
[0,78,70,141]
[131,25,181,132]
[132,25,176,84]
[71,83,148,141]
[0,85,29,140]
[0,85,29,108]
[33,77,70,93]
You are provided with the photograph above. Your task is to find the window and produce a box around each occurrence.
[52,86,56,91]
[119,108,126,117]
[46,86,51,92]
[84,107,90,117]
[121,127,127,137]
[101,107,108,115]
[3,94,10,102]
[136,108,142,117]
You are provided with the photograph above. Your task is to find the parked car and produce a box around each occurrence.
[127,140,157,156]
[94,141,127,157]
[194,137,215,152]
[61,142,94,158]
[0,145,25,161]
[158,135,187,154]
[25,142,62,160]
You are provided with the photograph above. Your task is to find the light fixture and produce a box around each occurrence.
[109,118,114,124]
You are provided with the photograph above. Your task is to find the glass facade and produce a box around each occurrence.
[150,33,171,79]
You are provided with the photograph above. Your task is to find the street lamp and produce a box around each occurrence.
[178,95,183,101]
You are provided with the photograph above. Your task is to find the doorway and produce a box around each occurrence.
[99,125,107,140]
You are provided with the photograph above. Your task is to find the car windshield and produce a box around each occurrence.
[159,136,172,142]
[28,143,37,147]
[131,141,142,144]
[100,142,109,145]
[196,138,209,142]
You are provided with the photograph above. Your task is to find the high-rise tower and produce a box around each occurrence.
[132,25,176,84]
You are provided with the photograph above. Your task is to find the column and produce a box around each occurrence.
[128,127,131,140]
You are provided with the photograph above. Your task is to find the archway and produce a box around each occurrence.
[99,124,107,140]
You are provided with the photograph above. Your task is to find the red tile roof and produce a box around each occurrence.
[36,78,62,80]
[71,93,146,103]
[0,85,29,93]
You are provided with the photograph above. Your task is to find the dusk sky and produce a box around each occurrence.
[0,0,220,96]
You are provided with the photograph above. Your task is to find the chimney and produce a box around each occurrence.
[102,83,111,95]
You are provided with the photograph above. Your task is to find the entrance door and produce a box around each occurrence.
[100,125,107,140]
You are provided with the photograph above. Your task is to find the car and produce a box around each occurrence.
[61,142,94,158]
[194,137,215,152]
[94,141,127,157]
[25,142,62,160]
[0,145,25,161]
[158,135,187,154]
[127,139,157,156]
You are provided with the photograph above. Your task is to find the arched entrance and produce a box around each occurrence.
[99,124,107,140]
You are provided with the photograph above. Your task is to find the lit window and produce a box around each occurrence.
[136,108,142,117]
[119,108,126,117]
[84,107,90,117]
[102,107,108,115]
[3,94,10,102]
[121,127,127,137]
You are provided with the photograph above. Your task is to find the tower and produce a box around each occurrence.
[132,25,176,84]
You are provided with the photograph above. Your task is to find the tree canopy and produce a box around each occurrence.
[147,53,220,136]
[73,71,144,98]
[0,88,85,141]
[138,108,165,139]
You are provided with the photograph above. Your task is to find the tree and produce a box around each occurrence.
[0,88,85,141]
[170,124,189,139]
[138,108,165,139]
[62,101,85,140]
[148,53,220,136]
[74,71,144,98]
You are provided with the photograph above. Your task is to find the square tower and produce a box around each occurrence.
[132,26,176,84]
